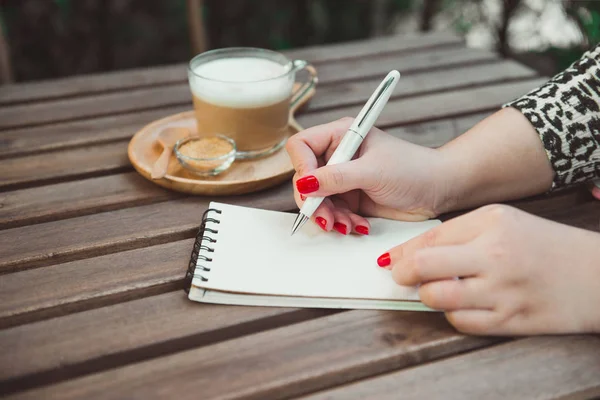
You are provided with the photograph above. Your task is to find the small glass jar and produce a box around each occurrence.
[174,134,236,176]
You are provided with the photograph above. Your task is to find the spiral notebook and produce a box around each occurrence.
[184,202,441,311]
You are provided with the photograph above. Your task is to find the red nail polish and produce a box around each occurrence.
[300,194,306,201]
[377,252,391,267]
[355,225,369,235]
[316,217,327,230]
[296,175,319,194]
[333,222,347,235]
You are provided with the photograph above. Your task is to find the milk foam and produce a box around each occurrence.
[189,57,293,108]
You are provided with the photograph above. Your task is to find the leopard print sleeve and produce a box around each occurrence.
[502,42,600,191]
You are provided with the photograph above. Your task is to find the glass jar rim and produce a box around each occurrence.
[188,47,295,83]
[174,135,237,162]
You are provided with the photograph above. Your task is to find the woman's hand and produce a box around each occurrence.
[285,118,455,234]
[380,204,600,335]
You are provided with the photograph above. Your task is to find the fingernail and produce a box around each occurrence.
[333,222,347,235]
[316,217,327,231]
[296,175,319,194]
[377,252,391,267]
[300,194,306,201]
[355,225,369,235]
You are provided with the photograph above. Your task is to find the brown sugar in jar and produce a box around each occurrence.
[174,135,236,175]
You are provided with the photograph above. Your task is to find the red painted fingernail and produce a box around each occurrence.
[355,225,369,235]
[300,194,306,201]
[333,222,347,235]
[377,252,391,267]
[316,217,327,230]
[296,175,319,194]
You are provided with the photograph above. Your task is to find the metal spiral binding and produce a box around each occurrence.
[184,208,222,293]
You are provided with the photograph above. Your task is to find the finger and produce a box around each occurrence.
[418,278,494,311]
[296,158,371,196]
[331,207,352,235]
[349,213,370,235]
[286,118,353,177]
[445,309,505,335]
[312,198,336,232]
[331,196,370,235]
[392,245,481,286]
[379,211,485,268]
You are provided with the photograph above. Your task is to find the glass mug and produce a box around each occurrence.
[188,47,318,159]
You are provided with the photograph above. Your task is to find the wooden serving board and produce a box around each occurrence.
[128,82,315,196]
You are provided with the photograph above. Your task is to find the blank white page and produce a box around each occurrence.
[193,202,441,301]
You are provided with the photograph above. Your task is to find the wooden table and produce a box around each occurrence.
[1,32,600,399]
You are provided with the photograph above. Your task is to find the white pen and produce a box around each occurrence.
[291,70,401,235]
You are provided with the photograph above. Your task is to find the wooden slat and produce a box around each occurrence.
[307,59,533,109]
[297,78,548,128]
[0,46,499,131]
[287,31,463,64]
[387,112,490,148]
[3,309,498,399]
[0,141,129,191]
[1,78,545,191]
[0,32,462,106]
[0,113,489,230]
[0,58,526,160]
[0,291,333,395]
[301,336,600,400]
[0,105,188,160]
[0,172,179,229]
[0,184,295,274]
[0,239,192,328]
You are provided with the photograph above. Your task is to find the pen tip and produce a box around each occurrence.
[291,213,309,236]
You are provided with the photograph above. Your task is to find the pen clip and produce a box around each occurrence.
[356,75,397,128]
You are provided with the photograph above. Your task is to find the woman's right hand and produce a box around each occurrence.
[285,117,456,235]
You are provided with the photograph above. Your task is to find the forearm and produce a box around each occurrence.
[437,107,554,213]
[435,43,600,213]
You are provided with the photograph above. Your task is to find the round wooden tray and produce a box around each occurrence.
[128,83,314,196]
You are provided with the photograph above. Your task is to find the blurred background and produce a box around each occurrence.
[1,0,599,84]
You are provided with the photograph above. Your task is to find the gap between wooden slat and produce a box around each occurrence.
[0,32,463,107]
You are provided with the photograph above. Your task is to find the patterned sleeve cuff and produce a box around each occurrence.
[502,43,600,191]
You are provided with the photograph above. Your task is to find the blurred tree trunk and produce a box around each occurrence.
[0,26,13,84]
[497,0,520,57]
[187,0,208,54]
[419,0,440,32]
[98,0,112,71]
[370,0,387,37]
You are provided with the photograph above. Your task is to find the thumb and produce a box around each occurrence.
[296,159,369,197]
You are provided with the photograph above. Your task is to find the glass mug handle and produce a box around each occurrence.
[290,59,318,110]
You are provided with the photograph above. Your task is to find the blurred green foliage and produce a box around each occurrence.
[1,0,599,82]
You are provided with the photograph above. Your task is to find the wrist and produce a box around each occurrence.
[432,109,554,214]
[430,145,476,215]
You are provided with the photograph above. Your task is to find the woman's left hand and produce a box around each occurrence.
[379,204,600,335]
